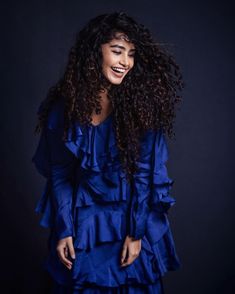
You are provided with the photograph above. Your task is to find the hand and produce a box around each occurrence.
[120,235,141,267]
[56,236,76,270]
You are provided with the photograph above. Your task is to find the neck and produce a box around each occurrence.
[99,88,109,102]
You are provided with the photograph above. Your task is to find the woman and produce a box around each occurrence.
[32,11,184,293]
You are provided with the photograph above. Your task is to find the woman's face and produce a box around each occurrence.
[101,32,135,85]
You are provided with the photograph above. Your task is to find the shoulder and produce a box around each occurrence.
[38,95,66,130]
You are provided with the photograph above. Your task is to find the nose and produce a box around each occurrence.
[119,54,129,68]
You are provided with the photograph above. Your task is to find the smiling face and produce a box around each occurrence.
[101,32,135,85]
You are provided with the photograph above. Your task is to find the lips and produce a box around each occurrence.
[111,67,126,77]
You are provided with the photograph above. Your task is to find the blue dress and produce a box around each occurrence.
[32,97,181,293]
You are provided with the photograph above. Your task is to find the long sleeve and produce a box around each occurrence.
[128,129,175,240]
[32,123,77,240]
[46,127,77,240]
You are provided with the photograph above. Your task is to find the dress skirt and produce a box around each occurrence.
[42,201,179,294]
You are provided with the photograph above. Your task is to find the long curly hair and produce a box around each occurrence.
[34,11,184,182]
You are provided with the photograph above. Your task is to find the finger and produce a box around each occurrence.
[120,255,133,267]
[120,256,134,267]
[60,251,73,269]
[67,239,76,259]
[121,252,138,267]
[57,246,73,269]
[64,246,68,258]
[121,245,128,264]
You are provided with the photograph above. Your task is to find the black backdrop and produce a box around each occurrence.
[1,0,234,293]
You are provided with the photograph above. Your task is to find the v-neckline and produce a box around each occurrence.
[89,111,113,128]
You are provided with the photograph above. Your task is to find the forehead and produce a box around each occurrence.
[108,32,135,50]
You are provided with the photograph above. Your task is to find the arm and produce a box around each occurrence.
[46,127,77,240]
[128,129,175,240]
[33,125,77,240]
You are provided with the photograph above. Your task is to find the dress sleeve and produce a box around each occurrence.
[32,125,77,240]
[128,129,175,240]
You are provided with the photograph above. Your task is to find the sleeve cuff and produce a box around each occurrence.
[128,200,150,240]
[55,204,75,240]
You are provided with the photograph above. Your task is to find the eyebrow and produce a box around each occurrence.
[110,44,136,52]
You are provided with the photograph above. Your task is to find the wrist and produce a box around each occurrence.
[127,234,141,241]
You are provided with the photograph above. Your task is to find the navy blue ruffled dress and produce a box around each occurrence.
[32,97,181,293]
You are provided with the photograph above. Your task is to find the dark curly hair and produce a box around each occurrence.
[34,11,184,182]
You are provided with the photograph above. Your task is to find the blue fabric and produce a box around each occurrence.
[32,97,181,292]
[52,276,165,293]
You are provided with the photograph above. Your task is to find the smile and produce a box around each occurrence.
[111,67,126,73]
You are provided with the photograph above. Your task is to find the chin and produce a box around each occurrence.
[110,79,123,85]
[106,74,126,85]
[102,69,128,85]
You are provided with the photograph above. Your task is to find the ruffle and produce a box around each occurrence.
[72,242,160,288]
[151,226,181,275]
[64,118,120,174]
[63,114,130,212]
[34,180,75,239]
[151,161,175,214]
[151,129,176,213]
[34,180,55,228]
[73,210,126,250]
[77,228,180,287]
[73,170,128,208]
[134,129,176,214]
[71,206,172,253]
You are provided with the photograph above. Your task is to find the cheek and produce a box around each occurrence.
[102,58,112,72]
[102,49,114,66]
[129,59,135,69]
[102,58,110,72]
[101,57,112,76]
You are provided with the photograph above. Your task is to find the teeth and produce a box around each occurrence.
[112,67,125,73]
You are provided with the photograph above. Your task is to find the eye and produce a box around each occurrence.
[112,51,135,58]
[112,51,121,55]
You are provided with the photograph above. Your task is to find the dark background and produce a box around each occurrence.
[1,0,234,293]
